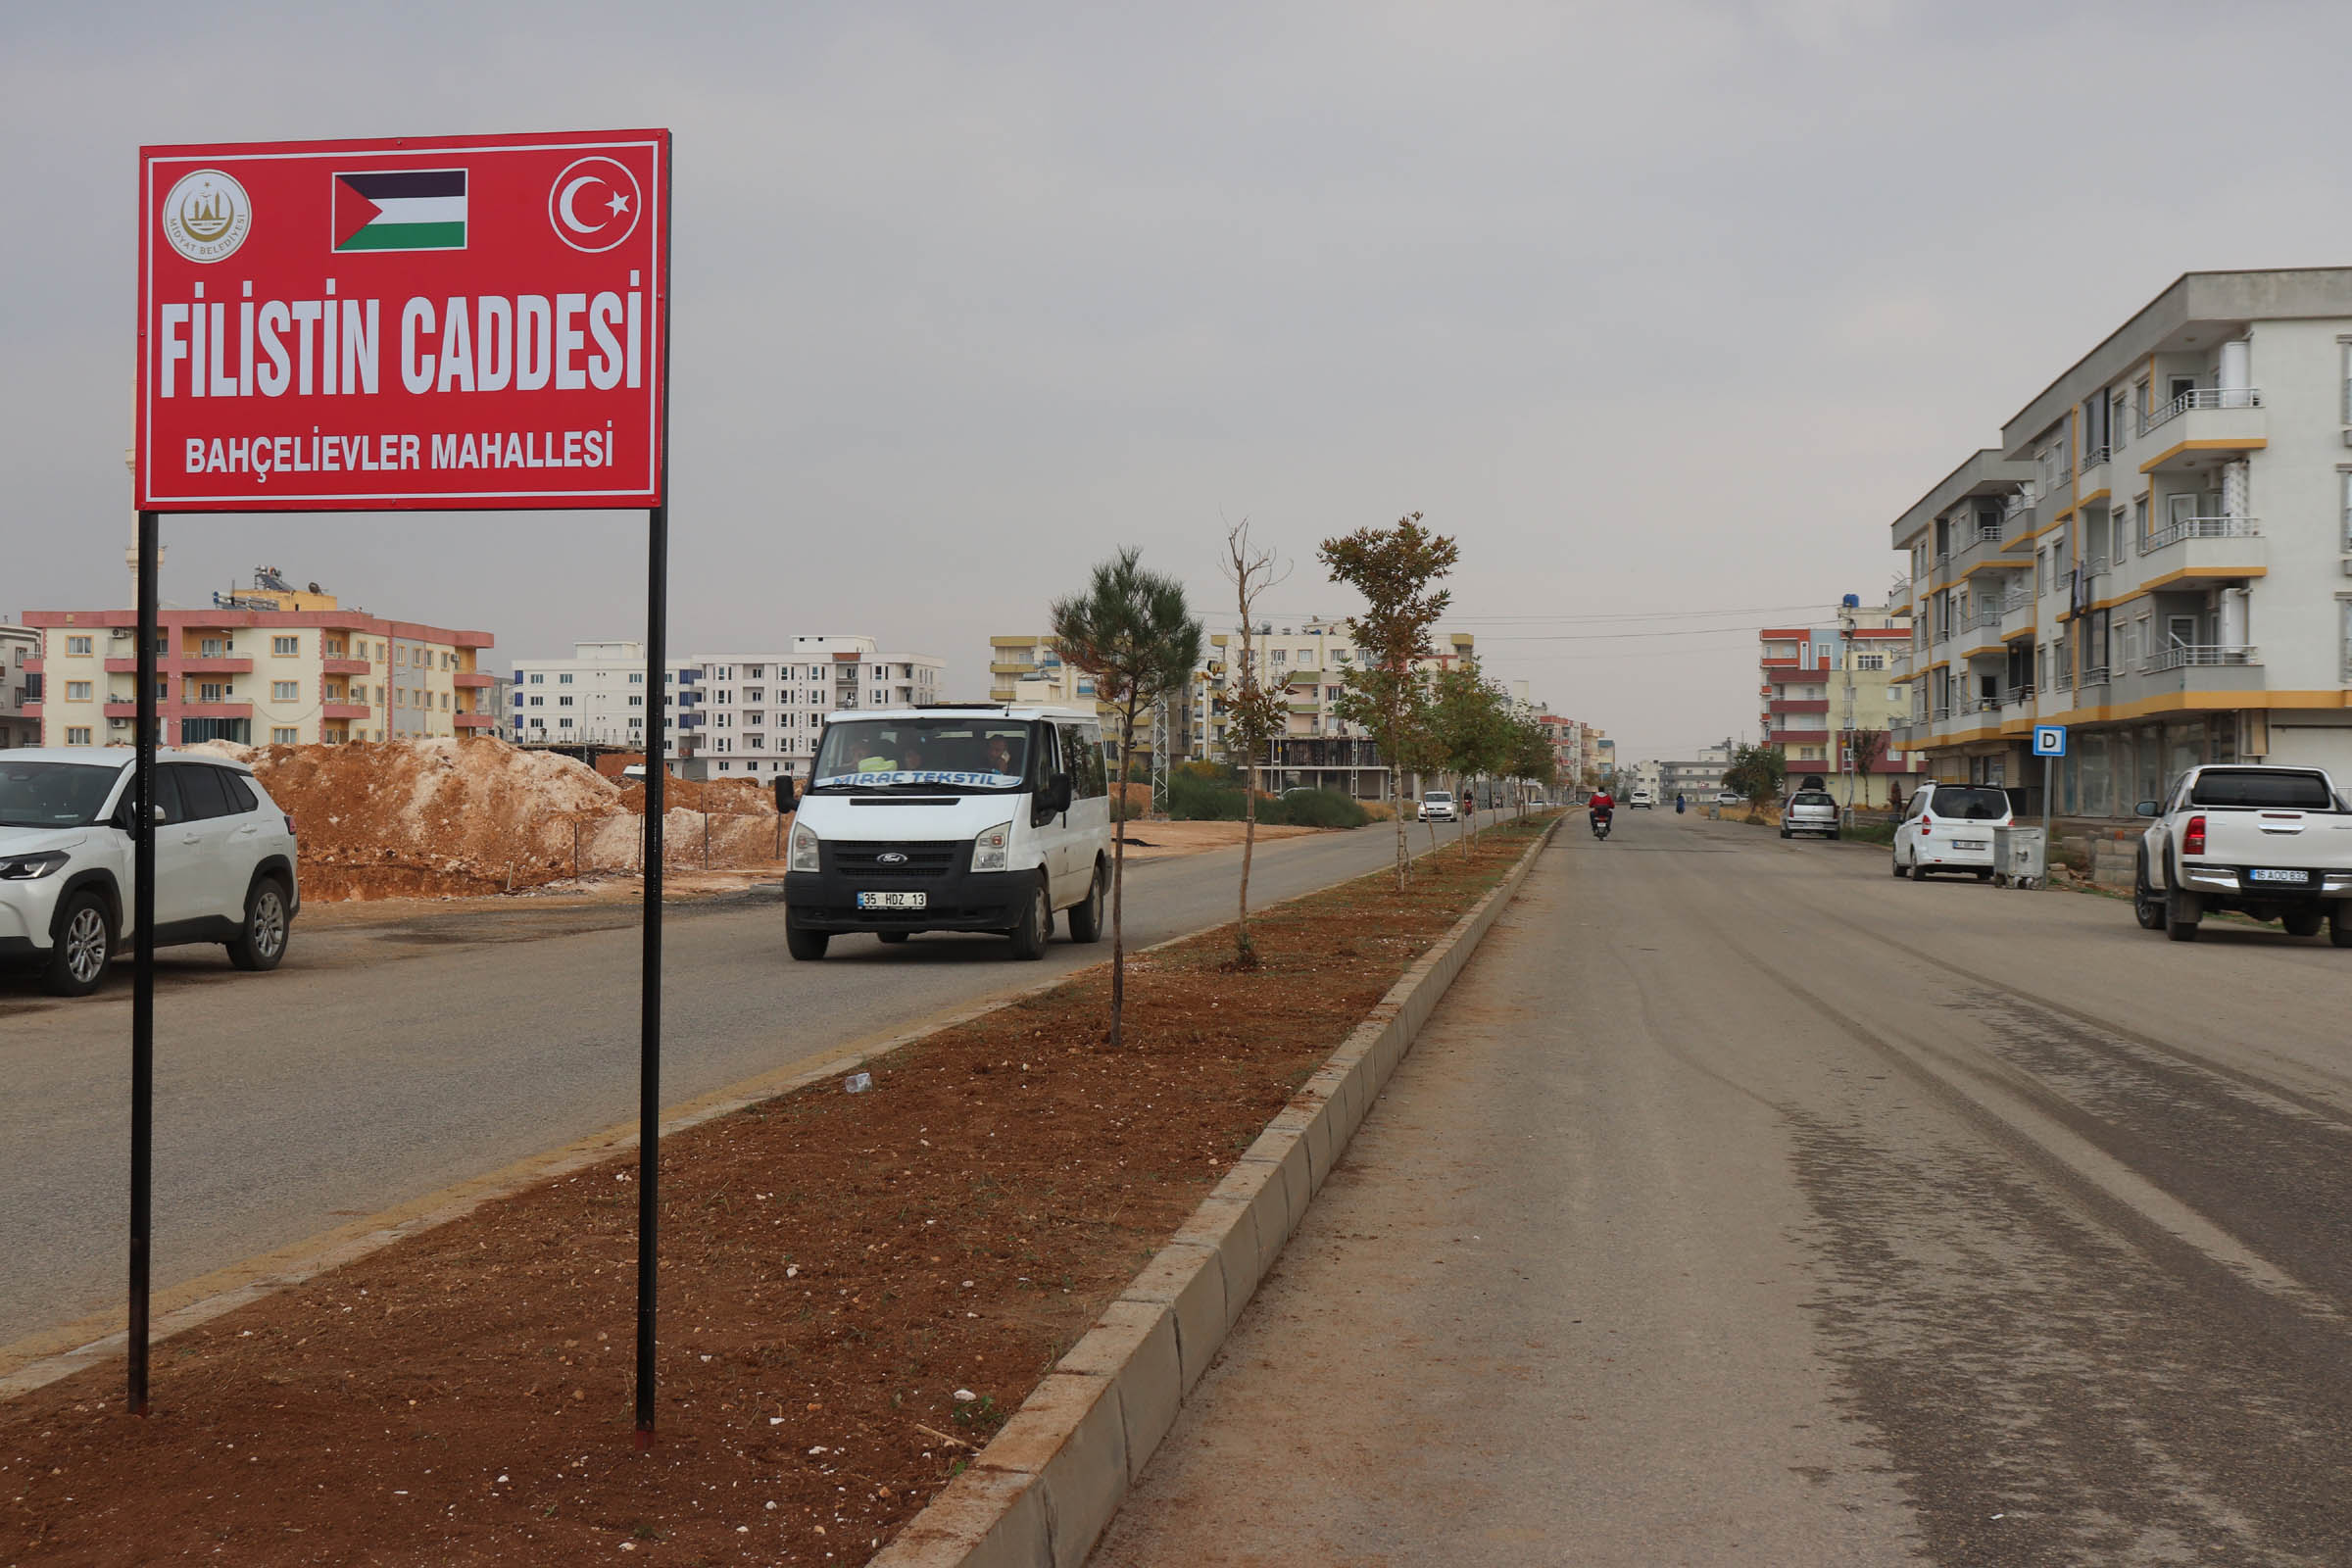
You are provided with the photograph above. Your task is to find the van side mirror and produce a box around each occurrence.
[772,774,797,812]
[1040,773,1074,817]
[2133,799,2159,817]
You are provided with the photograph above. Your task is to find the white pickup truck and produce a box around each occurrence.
[2132,763,2352,945]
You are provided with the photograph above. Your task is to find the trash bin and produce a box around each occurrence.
[1992,824,2046,889]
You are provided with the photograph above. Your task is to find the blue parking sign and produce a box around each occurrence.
[2032,724,2067,758]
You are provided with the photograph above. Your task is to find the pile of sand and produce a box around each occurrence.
[184,737,787,901]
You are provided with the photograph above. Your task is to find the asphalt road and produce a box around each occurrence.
[1094,807,2352,1566]
[0,812,1504,1352]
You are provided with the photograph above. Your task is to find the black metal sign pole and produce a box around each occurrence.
[128,508,160,1415]
[634,155,675,1448]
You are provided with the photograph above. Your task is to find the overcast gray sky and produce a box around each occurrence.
[12,0,2352,761]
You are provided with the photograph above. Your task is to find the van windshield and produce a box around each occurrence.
[809,718,1038,794]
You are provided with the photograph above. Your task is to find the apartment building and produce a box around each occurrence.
[1197,619,1480,798]
[988,633,1185,768]
[690,638,943,780]
[25,578,494,748]
[1759,599,1920,808]
[1,621,37,748]
[1889,269,2352,813]
[1658,742,1734,802]
[513,636,944,779]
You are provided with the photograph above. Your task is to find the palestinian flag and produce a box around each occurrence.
[332,170,467,252]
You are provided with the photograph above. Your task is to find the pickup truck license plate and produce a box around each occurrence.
[2249,868,2310,885]
[857,891,927,909]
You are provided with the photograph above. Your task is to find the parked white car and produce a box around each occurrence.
[1417,791,1458,823]
[1890,783,2011,881]
[0,749,301,996]
[2132,763,2352,944]
[784,706,1109,960]
[1781,788,1839,839]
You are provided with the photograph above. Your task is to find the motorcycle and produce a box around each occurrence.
[1591,809,1612,841]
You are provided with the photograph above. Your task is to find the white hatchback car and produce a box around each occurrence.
[0,749,300,996]
[1891,782,2013,881]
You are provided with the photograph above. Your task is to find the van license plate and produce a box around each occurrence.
[857,891,927,909]
[2249,868,2310,884]
[1954,839,1988,851]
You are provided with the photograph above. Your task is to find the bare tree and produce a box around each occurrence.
[1219,517,1291,970]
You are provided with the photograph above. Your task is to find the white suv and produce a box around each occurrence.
[0,749,300,996]
[1417,791,1458,823]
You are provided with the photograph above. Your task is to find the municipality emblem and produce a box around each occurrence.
[161,169,252,264]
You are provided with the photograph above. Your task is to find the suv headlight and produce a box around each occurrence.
[0,851,70,881]
[971,820,1014,873]
[788,821,820,873]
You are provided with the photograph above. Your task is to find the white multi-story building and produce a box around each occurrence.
[512,635,944,779]
[1,621,38,748]
[511,640,700,758]
[1196,618,1480,798]
[689,637,943,780]
[1889,268,2352,816]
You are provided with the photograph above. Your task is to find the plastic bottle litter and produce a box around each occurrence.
[844,1072,873,1094]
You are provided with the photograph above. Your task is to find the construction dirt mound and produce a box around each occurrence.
[183,737,787,902]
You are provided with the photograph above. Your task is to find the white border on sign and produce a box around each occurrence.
[140,137,664,508]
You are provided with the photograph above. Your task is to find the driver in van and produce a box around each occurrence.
[985,734,1022,776]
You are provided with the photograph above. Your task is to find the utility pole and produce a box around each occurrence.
[1838,595,1859,825]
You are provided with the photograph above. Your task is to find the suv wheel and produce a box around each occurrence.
[2332,905,2352,950]
[43,893,114,997]
[226,877,291,971]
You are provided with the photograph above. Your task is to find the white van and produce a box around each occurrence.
[782,705,1111,960]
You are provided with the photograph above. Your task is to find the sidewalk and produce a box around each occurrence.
[1087,833,1917,1565]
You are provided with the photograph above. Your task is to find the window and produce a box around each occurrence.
[66,635,92,656]
[529,695,545,707]
[558,717,573,729]
[324,637,346,657]
[272,727,300,744]
[272,636,299,657]
[199,682,227,703]
[629,672,644,685]
[529,672,544,684]
[558,696,573,708]
[559,672,572,684]
[2342,471,2352,551]
[65,680,91,702]
[746,734,764,749]
[66,726,92,745]
[627,695,643,708]
[1856,654,1885,671]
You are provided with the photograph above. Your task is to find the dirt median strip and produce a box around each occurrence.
[3,815,1556,1567]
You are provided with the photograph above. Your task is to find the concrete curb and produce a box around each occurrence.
[870,816,1561,1568]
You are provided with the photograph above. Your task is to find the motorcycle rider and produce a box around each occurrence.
[1589,787,1615,836]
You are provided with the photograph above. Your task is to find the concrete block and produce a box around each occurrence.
[1162,1244,1229,1393]
[1064,1298,1182,1484]
[1244,1160,1292,1280]
[1170,1191,1258,1334]
[866,1464,1048,1568]
[1039,1375,1132,1568]
[1119,1241,1210,1307]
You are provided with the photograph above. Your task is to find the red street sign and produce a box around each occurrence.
[136,128,668,512]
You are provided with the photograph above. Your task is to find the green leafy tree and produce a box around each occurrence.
[1721,743,1788,814]
[1506,718,1558,815]
[1320,514,1460,891]
[1050,549,1205,1045]
[1428,659,1512,859]
[1219,518,1291,970]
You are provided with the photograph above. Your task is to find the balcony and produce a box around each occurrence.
[1955,605,2006,661]
[2134,514,2265,586]
[453,671,496,689]
[321,657,371,675]
[1950,524,2009,574]
[106,656,253,675]
[455,712,499,730]
[321,703,371,720]
[1769,698,1828,715]
[2078,444,2112,485]
[2137,389,2265,469]
[2143,644,2260,675]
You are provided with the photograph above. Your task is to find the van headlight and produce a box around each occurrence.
[788,821,820,873]
[0,851,70,881]
[971,820,1013,873]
